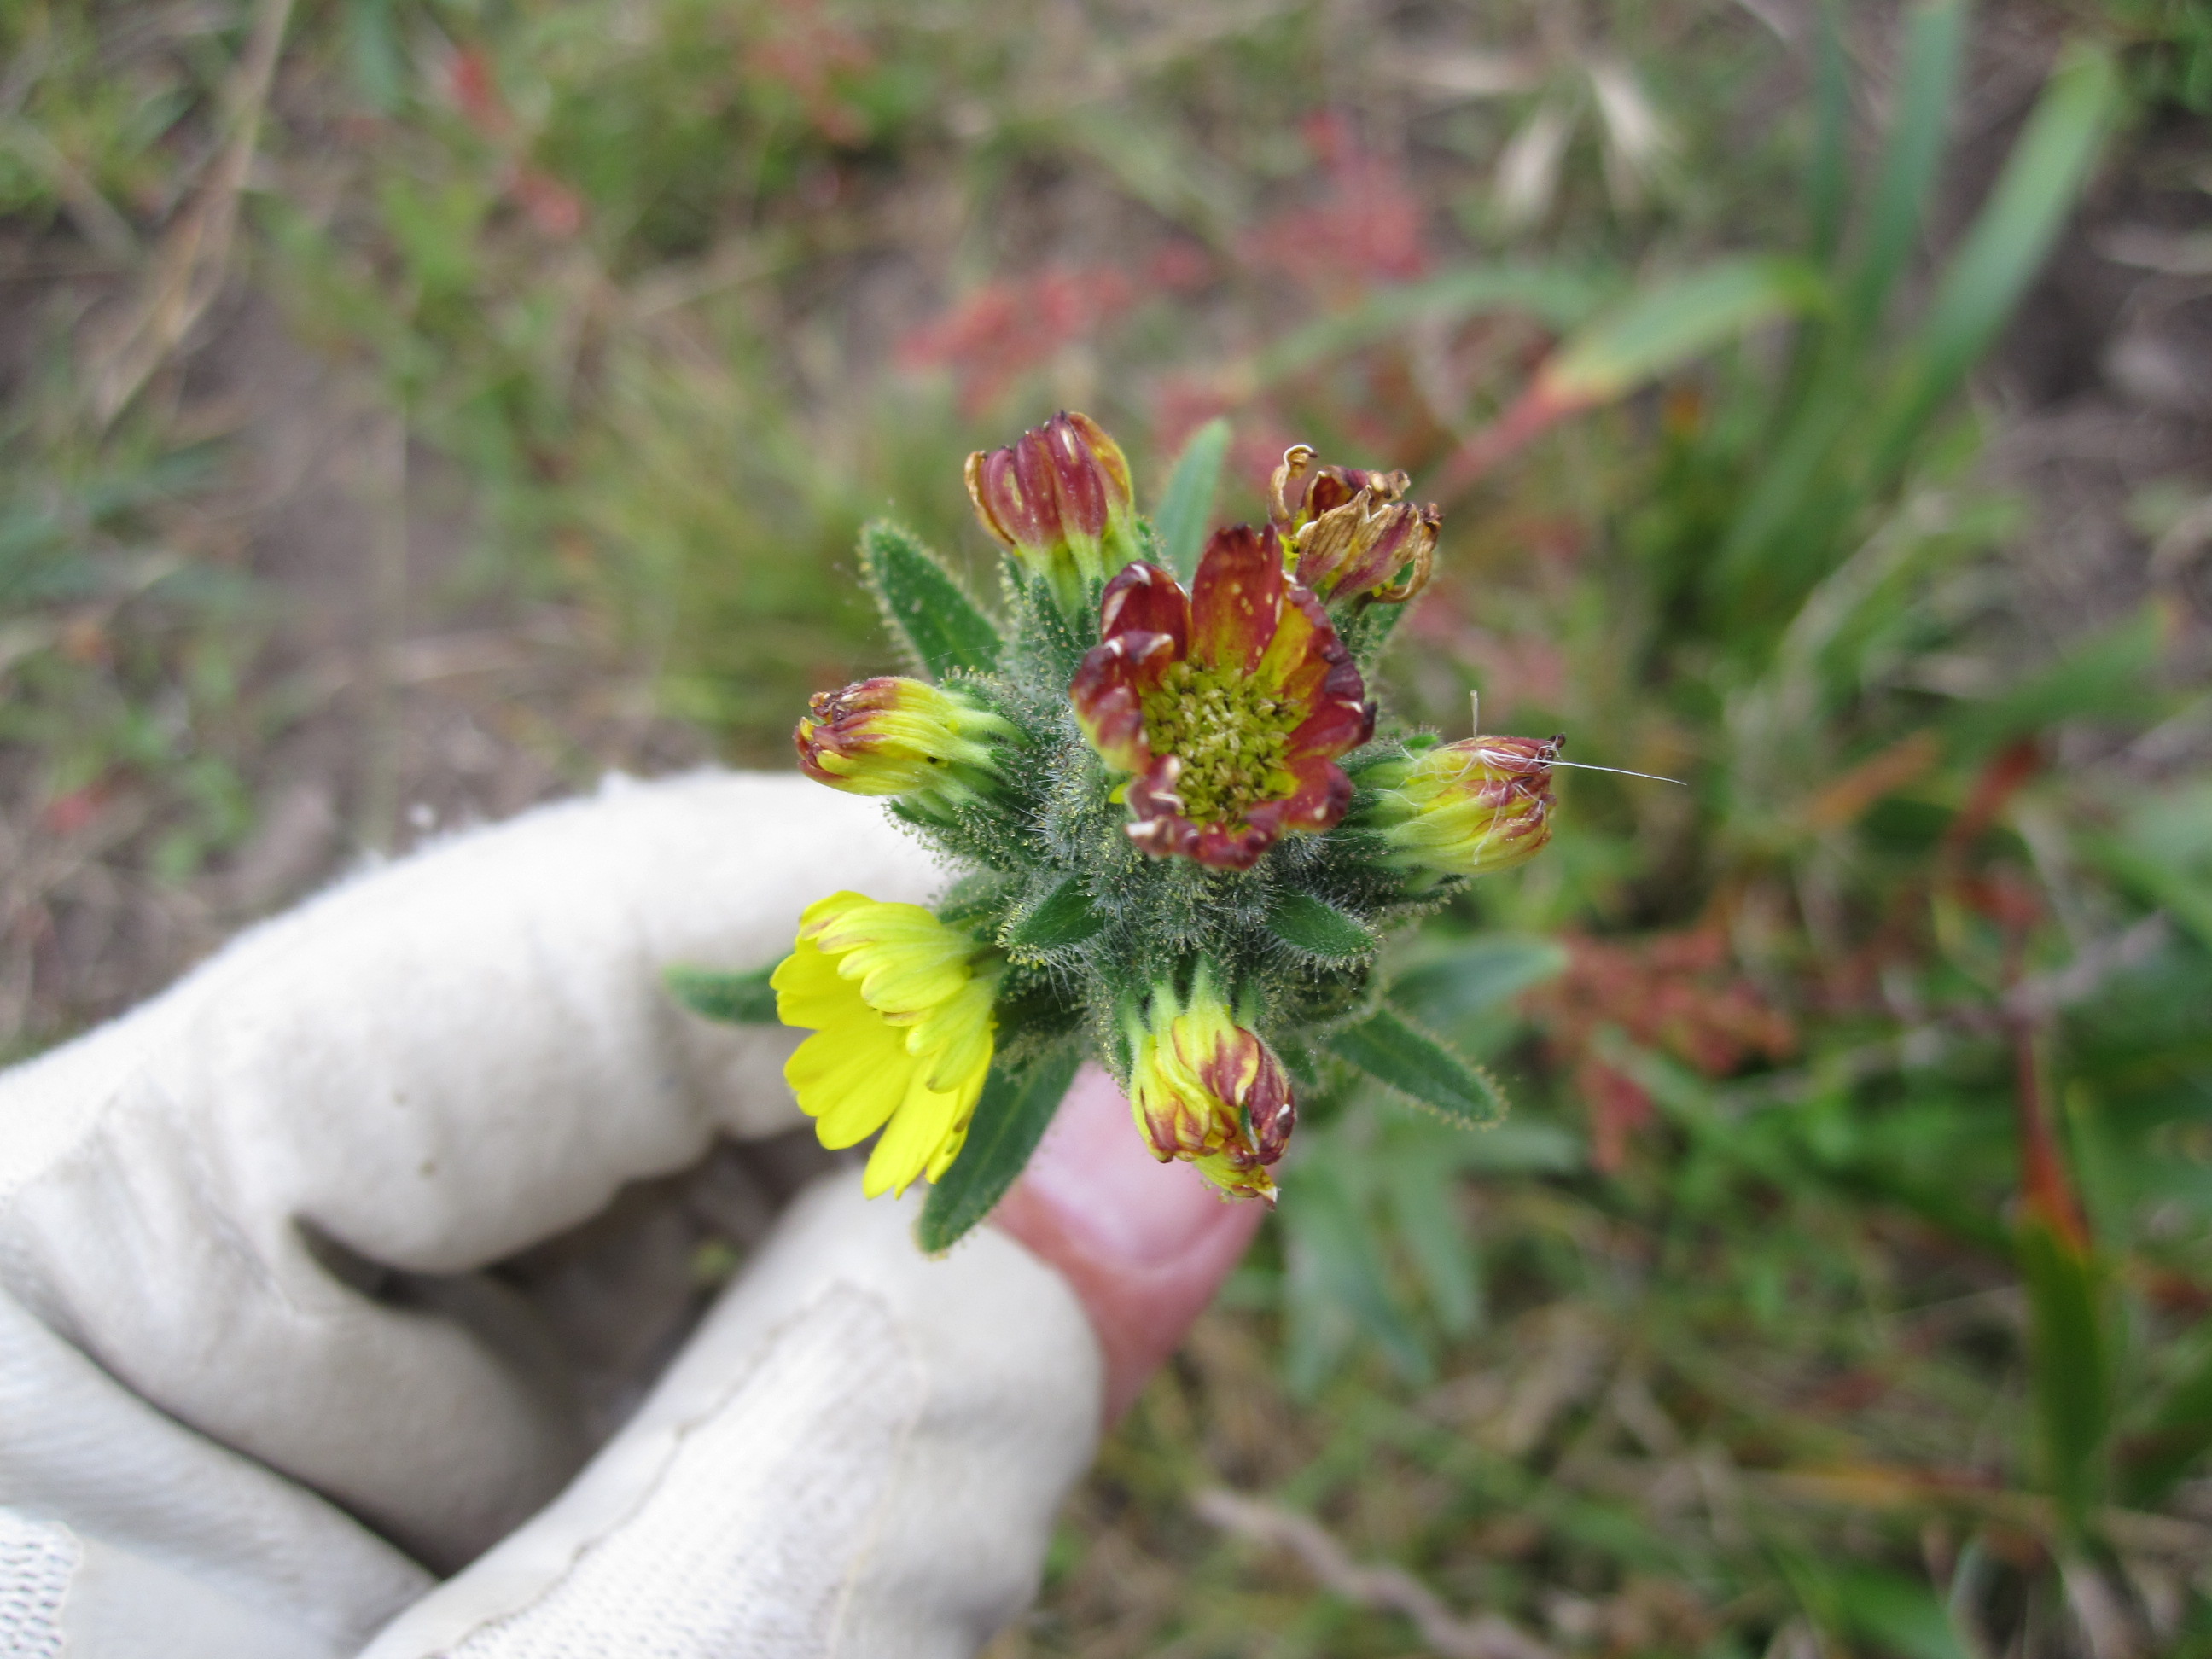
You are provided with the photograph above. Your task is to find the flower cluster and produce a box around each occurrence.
[674,410,1565,1237]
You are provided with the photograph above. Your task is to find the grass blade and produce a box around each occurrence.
[1869,44,2118,486]
[1389,934,1569,1026]
[2120,1324,2212,1505]
[1153,417,1230,581]
[1807,0,1852,265]
[1536,257,1826,408]
[1280,1158,1433,1391]
[1841,0,1965,338]
[2018,1217,2112,1534]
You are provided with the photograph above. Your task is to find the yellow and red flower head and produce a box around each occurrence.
[1268,443,1439,604]
[795,676,1011,811]
[1070,524,1375,870]
[1368,734,1560,878]
[964,410,1137,611]
[1124,964,1295,1203]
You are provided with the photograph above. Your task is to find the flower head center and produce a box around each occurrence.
[1141,660,1301,824]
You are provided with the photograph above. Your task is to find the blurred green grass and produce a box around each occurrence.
[6,0,2212,1653]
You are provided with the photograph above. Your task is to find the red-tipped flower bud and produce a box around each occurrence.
[964,411,1137,613]
[1122,963,1294,1203]
[795,676,1013,813]
[1368,735,1559,878]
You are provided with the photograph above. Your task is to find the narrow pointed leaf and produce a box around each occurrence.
[1381,1135,1482,1337]
[1329,1006,1507,1126]
[2120,1324,2212,1505]
[859,520,1003,678]
[1280,1158,1432,1391]
[2018,1218,2112,1534]
[1153,417,1230,582]
[1003,877,1108,954]
[917,1045,1081,1253]
[665,963,781,1024]
[1806,0,1851,265]
[1870,44,2117,486]
[1842,0,1965,336]
[1390,934,1569,1024]
[1537,258,1827,407]
[1266,892,1374,960]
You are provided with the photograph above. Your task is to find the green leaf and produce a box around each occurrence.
[2083,778,2212,953]
[1869,44,2118,485]
[1832,1568,1973,1659]
[1390,934,1568,1025]
[1329,1007,1507,1127]
[1266,892,1374,960]
[2121,1323,2212,1505]
[916,1045,1081,1254]
[1256,264,1616,382]
[1941,611,2159,757]
[1153,417,1230,582]
[859,520,1003,679]
[1002,877,1108,955]
[1379,1127,1482,1337]
[1806,0,1851,265]
[1842,0,1965,338]
[2018,1218,2112,1534]
[1538,257,1827,407]
[1279,1157,1432,1393]
[665,963,781,1024]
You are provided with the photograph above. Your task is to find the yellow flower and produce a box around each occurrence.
[771,891,999,1198]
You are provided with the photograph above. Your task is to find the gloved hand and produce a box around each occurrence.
[0,771,1261,1657]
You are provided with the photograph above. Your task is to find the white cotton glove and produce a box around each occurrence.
[0,772,1105,1658]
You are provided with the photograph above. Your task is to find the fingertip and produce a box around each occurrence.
[992,1065,1266,1423]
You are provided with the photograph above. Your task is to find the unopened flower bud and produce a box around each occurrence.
[1367,734,1559,878]
[795,676,1013,812]
[1124,963,1294,1203]
[1268,444,1437,603]
[965,411,1137,612]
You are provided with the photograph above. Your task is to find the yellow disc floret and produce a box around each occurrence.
[772,891,1000,1198]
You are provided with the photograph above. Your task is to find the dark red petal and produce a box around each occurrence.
[977,443,1056,550]
[1010,430,1065,544]
[1062,412,1134,512]
[1098,562,1190,653]
[1044,414,1109,538]
[1257,758,1354,834]
[1284,694,1375,763]
[1304,469,1363,519]
[1188,525,1285,676]
[1071,637,1170,772]
[1187,818,1278,870]
[1247,1047,1295,1164]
